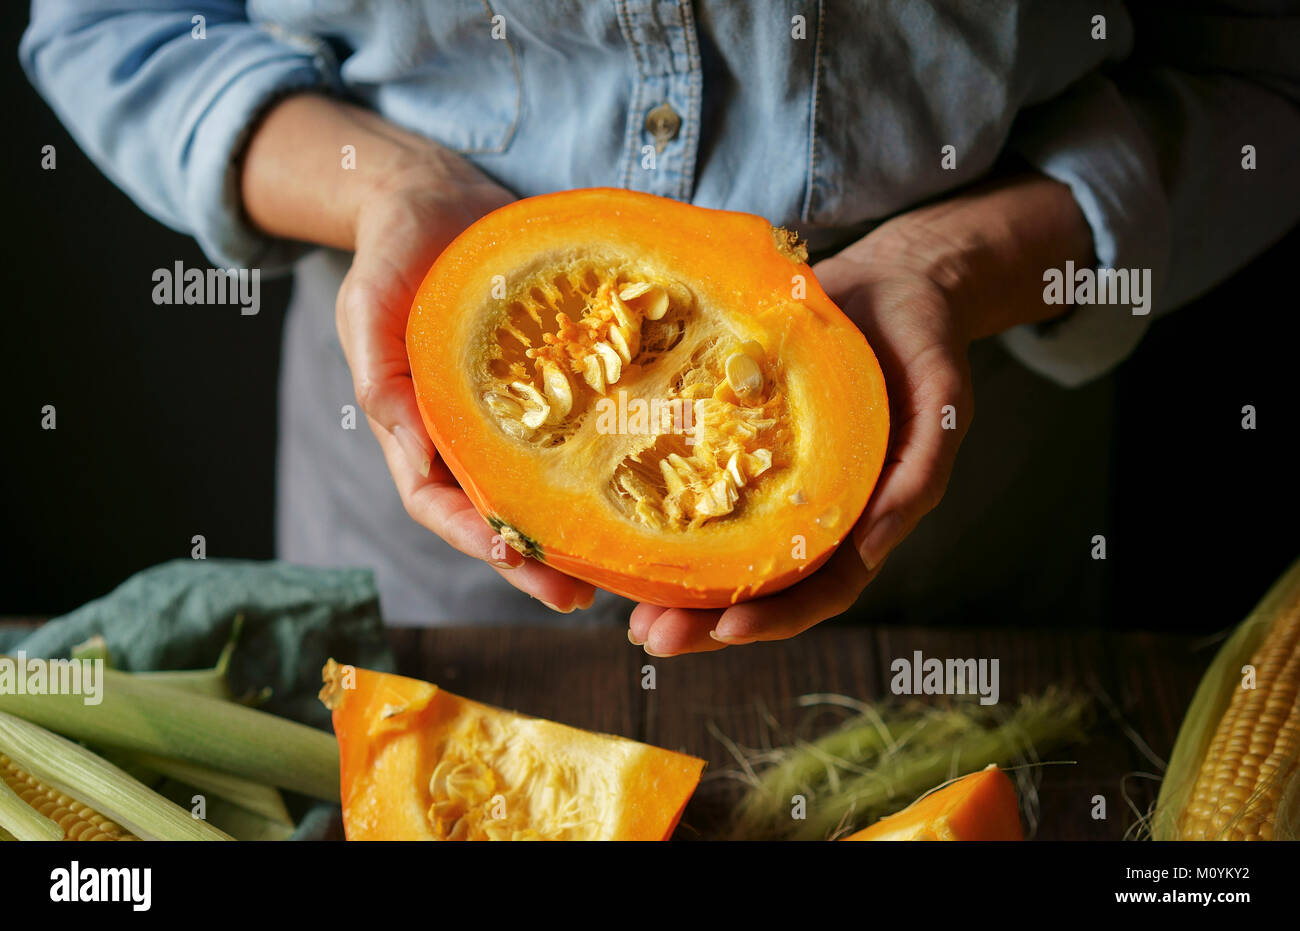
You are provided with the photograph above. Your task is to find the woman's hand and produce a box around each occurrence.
[629,250,973,655]
[242,94,596,611]
[628,173,1095,654]
[337,169,597,611]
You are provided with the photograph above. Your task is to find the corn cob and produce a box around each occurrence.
[1154,556,1300,840]
[0,658,339,802]
[1,753,136,841]
[0,712,231,841]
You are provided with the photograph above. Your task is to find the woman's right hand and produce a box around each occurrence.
[242,94,597,612]
[338,167,597,613]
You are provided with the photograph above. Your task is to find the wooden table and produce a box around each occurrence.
[384,624,1214,841]
[4,618,1214,840]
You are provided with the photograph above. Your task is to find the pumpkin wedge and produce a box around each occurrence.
[320,661,704,840]
[407,188,889,607]
[842,765,1023,841]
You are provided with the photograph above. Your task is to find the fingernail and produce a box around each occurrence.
[491,543,524,570]
[392,424,431,478]
[489,534,524,569]
[540,600,574,615]
[710,630,753,645]
[857,511,901,571]
[644,645,675,658]
[627,630,644,646]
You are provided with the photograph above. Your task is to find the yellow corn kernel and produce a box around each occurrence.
[1177,606,1300,840]
[0,753,136,842]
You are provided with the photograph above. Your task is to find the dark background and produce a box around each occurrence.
[3,7,1297,626]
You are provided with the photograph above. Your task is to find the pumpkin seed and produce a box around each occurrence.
[725,452,746,488]
[610,293,641,338]
[618,282,653,301]
[538,360,573,421]
[666,453,699,482]
[484,392,523,420]
[510,381,550,430]
[581,354,606,392]
[608,324,633,364]
[620,282,670,320]
[660,458,687,497]
[594,341,622,384]
[725,350,763,399]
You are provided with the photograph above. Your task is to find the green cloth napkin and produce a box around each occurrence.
[0,558,396,840]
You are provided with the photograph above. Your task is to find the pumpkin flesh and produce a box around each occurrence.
[407,188,889,607]
[322,661,704,841]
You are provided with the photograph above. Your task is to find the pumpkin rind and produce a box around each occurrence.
[407,188,889,607]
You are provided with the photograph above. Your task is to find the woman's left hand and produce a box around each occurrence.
[628,224,974,655]
[626,173,1095,655]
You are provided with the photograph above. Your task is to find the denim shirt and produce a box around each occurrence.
[22,1,1300,387]
[18,3,1300,624]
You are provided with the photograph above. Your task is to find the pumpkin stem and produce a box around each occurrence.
[488,517,544,561]
[770,227,808,264]
[319,659,347,711]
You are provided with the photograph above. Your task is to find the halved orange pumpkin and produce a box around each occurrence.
[407,188,888,607]
[321,661,705,840]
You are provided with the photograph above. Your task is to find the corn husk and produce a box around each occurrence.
[153,779,296,841]
[0,656,338,802]
[1153,556,1300,841]
[112,751,293,825]
[725,690,1089,841]
[72,616,244,701]
[0,712,230,841]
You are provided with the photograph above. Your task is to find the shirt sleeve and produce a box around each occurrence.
[20,1,340,271]
[1001,5,1300,388]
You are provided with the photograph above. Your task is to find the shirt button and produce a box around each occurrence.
[645,103,681,153]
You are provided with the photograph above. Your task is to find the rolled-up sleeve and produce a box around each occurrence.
[20,1,339,270]
[1002,5,1300,388]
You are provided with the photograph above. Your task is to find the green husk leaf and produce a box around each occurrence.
[131,669,231,701]
[129,613,244,701]
[1277,768,1300,842]
[0,712,231,841]
[726,690,1089,841]
[106,751,293,825]
[1153,555,1300,841]
[0,657,339,802]
[85,615,295,832]
[69,635,113,666]
[153,779,296,842]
